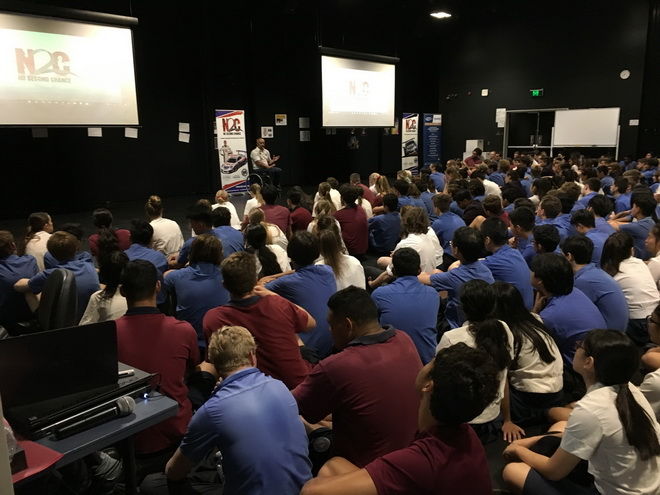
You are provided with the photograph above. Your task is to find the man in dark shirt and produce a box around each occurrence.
[261,185,292,237]
[288,189,313,232]
[300,343,498,495]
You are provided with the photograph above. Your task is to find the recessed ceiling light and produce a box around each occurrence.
[430,11,451,19]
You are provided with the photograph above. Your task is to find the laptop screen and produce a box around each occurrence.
[0,321,117,408]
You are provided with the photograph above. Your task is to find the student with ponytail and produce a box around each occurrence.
[145,195,184,256]
[503,329,660,495]
[88,208,131,260]
[244,224,290,277]
[22,211,53,271]
[314,214,365,290]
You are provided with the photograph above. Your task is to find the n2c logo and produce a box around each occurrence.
[222,118,242,133]
[15,48,72,76]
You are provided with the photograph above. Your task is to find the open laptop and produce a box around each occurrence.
[0,321,154,439]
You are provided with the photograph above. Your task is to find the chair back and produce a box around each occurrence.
[38,268,78,331]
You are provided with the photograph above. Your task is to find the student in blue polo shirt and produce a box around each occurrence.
[392,179,414,209]
[571,177,601,212]
[530,253,606,364]
[211,207,244,258]
[570,209,610,266]
[125,219,168,274]
[587,194,617,235]
[372,248,440,364]
[429,163,445,192]
[509,206,536,266]
[163,234,229,353]
[536,196,569,241]
[43,223,93,269]
[610,192,657,260]
[143,326,311,495]
[368,193,401,255]
[0,231,38,331]
[419,226,494,329]
[15,231,100,323]
[266,231,337,358]
[174,203,214,268]
[419,178,437,219]
[431,193,466,252]
[612,176,632,213]
[561,235,628,331]
[480,217,534,309]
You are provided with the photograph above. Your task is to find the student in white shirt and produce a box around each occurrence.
[211,189,241,230]
[641,304,660,419]
[244,224,290,277]
[313,180,341,213]
[602,232,660,346]
[502,329,660,495]
[246,208,287,251]
[242,183,264,223]
[23,211,53,271]
[145,195,184,256]
[80,251,128,325]
[644,223,660,289]
[313,215,365,290]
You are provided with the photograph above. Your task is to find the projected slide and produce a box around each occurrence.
[322,55,395,127]
[0,12,138,125]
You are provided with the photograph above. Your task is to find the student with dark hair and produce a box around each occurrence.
[612,176,632,213]
[509,206,537,266]
[601,232,659,346]
[115,260,199,457]
[333,185,368,257]
[481,217,534,309]
[561,235,628,331]
[454,188,487,226]
[174,203,214,267]
[300,343,498,494]
[211,206,244,258]
[587,194,616,235]
[260,185,292,238]
[88,208,131,260]
[419,227,494,329]
[80,250,129,325]
[503,330,660,495]
[0,230,38,332]
[391,179,413,208]
[349,172,377,206]
[431,192,466,253]
[146,195,184,257]
[288,189,313,232]
[532,224,561,256]
[22,211,53,271]
[372,248,440,364]
[569,209,609,266]
[572,177,601,211]
[610,192,657,259]
[293,286,422,468]
[492,282,563,426]
[245,224,289,276]
[315,217,365,290]
[429,162,446,192]
[438,280,515,442]
[265,232,337,357]
[368,193,401,255]
[537,196,569,241]
[125,219,168,275]
[530,254,605,364]
[43,222,93,269]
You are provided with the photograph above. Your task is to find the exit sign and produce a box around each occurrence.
[530,88,544,97]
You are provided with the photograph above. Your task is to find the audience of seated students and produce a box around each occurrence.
[116,260,199,467]
[530,253,606,364]
[646,223,660,288]
[609,191,656,259]
[142,325,312,495]
[210,206,244,258]
[145,195,184,257]
[244,223,290,276]
[211,188,241,229]
[22,211,53,271]
[371,248,440,364]
[314,215,365,290]
[80,251,128,325]
[88,208,131,259]
[15,231,100,323]
[569,209,609,265]
[163,234,229,355]
[431,192,466,255]
[502,330,660,495]
[43,223,93,269]
[260,185,292,238]
[601,232,660,346]
[481,217,534,309]
[438,280,515,442]
[333,185,368,258]
[293,287,422,468]
[263,231,336,358]
[0,230,38,332]
[287,189,313,232]
[349,172,376,206]
[367,193,400,256]
[247,207,288,250]
[301,344,498,495]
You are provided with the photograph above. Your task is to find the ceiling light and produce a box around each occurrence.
[430,11,451,19]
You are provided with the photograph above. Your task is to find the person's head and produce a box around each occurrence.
[214,190,228,205]
[392,179,410,197]
[92,208,113,229]
[391,247,421,277]
[256,138,265,149]
[189,233,223,265]
[630,192,656,218]
[247,207,265,227]
[120,259,159,305]
[145,195,164,219]
[623,169,641,186]
[400,206,429,236]
[186,203,213,234]
[418,343,499,426]
[561,234,594,266]
[452,227,485,263]
[313,199,336,217]
[221,251,257,296]
[382,193,399,213]
[129,219,154,246]
[432,193,452,214]
[326,177,339,190]
[498,159,510,173]
[532,224,560,254]
[368,172,380,186]
[480,217,508,251]
[601,232,634,276]
[555,192,576,214]
[509,207,535,235]
[98,250,129,297]
[453,189,472,208]
[46,231,78,263]
[349,173,361,185]
[375,175,391,194]
[574,330,660,461]
[287,190,302,208]
[645,223,660,258]
[208,326,257,378]
[287,231,320,268]
[612,176,630,196]
[459,279,495,322]
[60,223,84,242]
[570,209,596,233]
[211,206,231,227]
[467,179,485,198]
[472,147,482,158]
[245,223,268,249]
[482,195,503,217]
[327,286,380,349]
[531,178,553,199]
[249,183,263,202]
[261,185,278,205]
[588,194,614,218]
[648,304,660,345]
[0,231,17,258]
[530,253,574,296]
[538,196,561,219]
[583,177,601,195]
[339,184,359,208]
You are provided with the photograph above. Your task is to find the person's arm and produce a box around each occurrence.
[532,292,548,314]
[301,458,377,495]
[258,270,294,286]
[253,285,316,329]
[642,347,660,370]
[502,444,581,482]
[418,272,432,285]
[368,270,392,289]
[501,380,525,442]
[14,278,31,293]
[165,448,195,481]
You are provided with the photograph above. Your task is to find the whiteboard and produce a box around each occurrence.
[552,108,620,146]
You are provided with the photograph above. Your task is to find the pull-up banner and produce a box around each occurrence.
[401,112,419,172]
[423,113,442,169]
[215,109,249,193]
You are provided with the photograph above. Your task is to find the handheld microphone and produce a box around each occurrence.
[52,396,135,440]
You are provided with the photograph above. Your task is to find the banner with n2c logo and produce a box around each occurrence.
[401,113,419,172]
[215,109,249,193]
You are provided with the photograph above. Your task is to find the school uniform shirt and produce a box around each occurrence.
[437,320,514,424]
[150,217,184,256]
[0,254,38,326]
[358,200,373,219]
[44,250,93,270]
[482,179,502,197]
[640,368,660,420]
[572,192,598,211]
[357,183,377,205]
[426,228,444,268]
[313,189,342,212]
[584,229,610,266]
[398,196,414,209]
[212,226,244,258]
[372,276,440,364]
[290,206,312,232]
[88,229,131,258]
[430,261,494,329]
[614,192,632,214]
[79,290,127,326]
[646,252,660,289]
[420,191,436,218]
[315,253,365,291]
[266,223,288,251]
[483,245,534,309]
[516,235,536,267]
[211,202,241,230]
[125,244,168,274]
[25,231,51,271]
[613,257,660,319]
[429,171,445,192]
[243,197,262,219]
[368,212,402,254]
[333,206,368,256]
[255,245,291,275]
[620,217,654,260]
[431,212,466,251]
[560,382,660,495]
[393,233,437,273]
[261,204,292,235]
[489,172,505,187]
[574,263,629,331]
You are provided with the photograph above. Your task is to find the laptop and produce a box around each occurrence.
[0,321,154,439]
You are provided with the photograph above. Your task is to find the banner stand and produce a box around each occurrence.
[215,109,249,194]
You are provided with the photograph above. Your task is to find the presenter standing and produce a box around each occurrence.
[250,138,282,188]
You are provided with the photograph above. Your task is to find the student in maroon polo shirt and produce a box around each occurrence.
[260,185,292,238]
[350,172,377,206]
[288,189,312,233]
[300,343,499,495]
[333,185,368,258]
[293,287,422,468]
[115,260,199,457]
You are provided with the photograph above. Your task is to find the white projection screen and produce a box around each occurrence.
[553,108,620,147]
[0,12,138,126]
[321,55,395,127]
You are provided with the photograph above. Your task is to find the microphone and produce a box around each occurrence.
[52,396,135,440]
